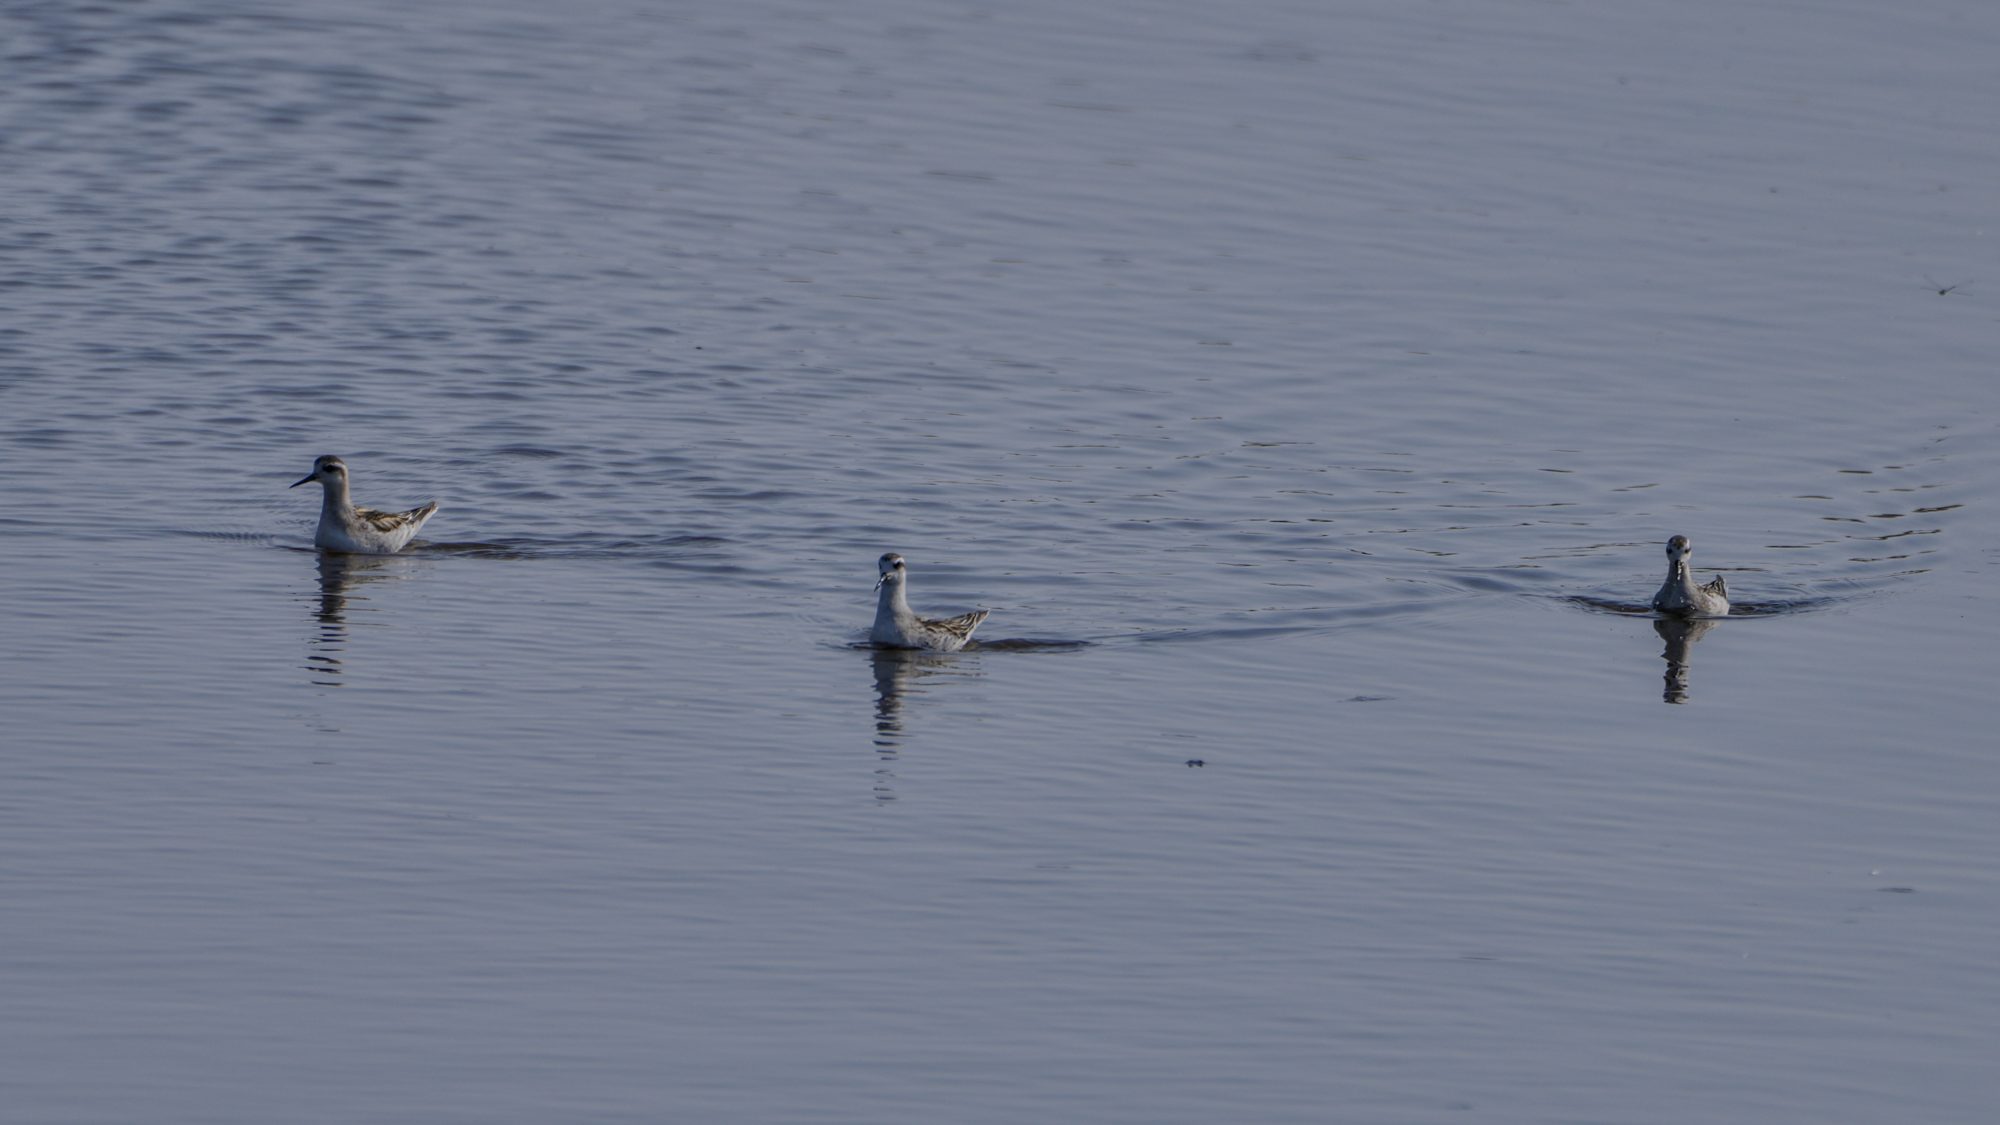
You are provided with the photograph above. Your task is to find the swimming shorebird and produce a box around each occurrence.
[1651,534,1729,617]
[871,552,989,651]
[290,455,438,554]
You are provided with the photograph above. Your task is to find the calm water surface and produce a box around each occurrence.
[3,0,1997,1121]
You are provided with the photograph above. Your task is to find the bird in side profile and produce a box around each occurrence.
[290,455,438,554]
[871,552,989,651]
[1651,534,1729,617]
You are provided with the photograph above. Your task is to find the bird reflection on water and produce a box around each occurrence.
[1654,616,1719,704]
[305,551,415,688]
[867,647,986,803]
[862,636,1087,801]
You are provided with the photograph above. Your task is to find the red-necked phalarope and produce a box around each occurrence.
[290,455,438,554]
[1651,534,1729,617]
[871,552,989,651]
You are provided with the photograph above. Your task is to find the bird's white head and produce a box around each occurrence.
[291,455,348,489]
[1665,534,1692,569]
[875,552,907,590]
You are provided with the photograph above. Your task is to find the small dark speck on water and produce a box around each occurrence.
[1185,759,1205,767]
[1877,886,1917,894]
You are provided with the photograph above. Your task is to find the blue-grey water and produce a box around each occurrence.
[4,0,1997,1121]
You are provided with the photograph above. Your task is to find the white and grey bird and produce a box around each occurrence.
[290,455,438,554]
[871,552,989,651]
[1650,534,1729,617]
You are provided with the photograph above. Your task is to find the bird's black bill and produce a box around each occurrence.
[289,474,316,488]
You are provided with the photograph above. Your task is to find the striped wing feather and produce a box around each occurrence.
[925,608,990,640]
[357,501,438,532]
